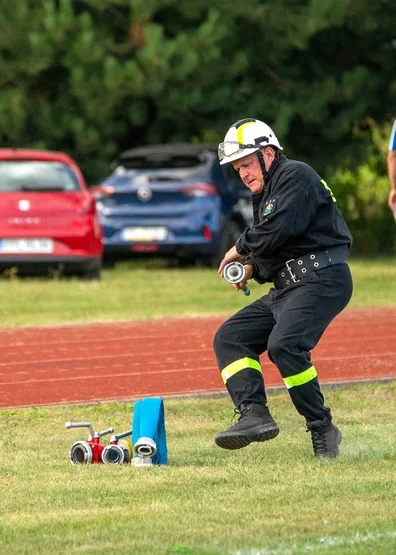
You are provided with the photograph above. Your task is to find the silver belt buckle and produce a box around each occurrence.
[285,259,299,283]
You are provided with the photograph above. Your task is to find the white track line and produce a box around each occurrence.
[233,529,396,554]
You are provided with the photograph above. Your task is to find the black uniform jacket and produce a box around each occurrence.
[235,155,353,284]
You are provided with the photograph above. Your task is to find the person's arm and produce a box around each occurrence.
[387,151,396,217]
[387,121,396,219]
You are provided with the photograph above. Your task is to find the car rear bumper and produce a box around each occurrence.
[98,205,224,255]
[0,255,101,274]
[103,240,217,258]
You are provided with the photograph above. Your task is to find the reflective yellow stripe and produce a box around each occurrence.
[236,121,256,144]
[283,365,317,389]
[221,357,262,384]
[320,179,336,202]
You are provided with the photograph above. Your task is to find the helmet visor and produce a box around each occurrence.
[218,141,257,162]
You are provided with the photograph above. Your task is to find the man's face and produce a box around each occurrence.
[232,152,264,194]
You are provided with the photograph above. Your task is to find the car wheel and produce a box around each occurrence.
[102,255,117,269]
[205,220,243,268]
[168,256,196,268]
[81,261,102,281]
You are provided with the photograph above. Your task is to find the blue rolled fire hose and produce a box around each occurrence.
[132,397,168,465]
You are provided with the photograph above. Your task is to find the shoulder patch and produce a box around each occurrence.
[263,198,276,216]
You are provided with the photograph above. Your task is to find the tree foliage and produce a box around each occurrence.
[0,0,395,252]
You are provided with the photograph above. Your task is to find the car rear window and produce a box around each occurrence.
[0,161,81,192]
[117,155,204,170]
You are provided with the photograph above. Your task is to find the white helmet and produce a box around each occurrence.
[218,118,283,165]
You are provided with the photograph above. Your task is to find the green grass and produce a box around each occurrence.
[1,258,395,554]
[1,384,396,554]
[0,257,395,327]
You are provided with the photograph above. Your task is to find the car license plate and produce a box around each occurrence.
[0,238,54,253]
[121,227,168,242]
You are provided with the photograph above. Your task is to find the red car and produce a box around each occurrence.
[0,149,103,279]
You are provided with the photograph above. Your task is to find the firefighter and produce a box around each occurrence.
[213,118,353,457]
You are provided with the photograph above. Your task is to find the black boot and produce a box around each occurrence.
[306,417,342,458]
[214,403,279,450]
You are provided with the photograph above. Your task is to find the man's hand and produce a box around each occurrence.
[388,189,396,220]
[231,264,253,293]
[218,246,245,275]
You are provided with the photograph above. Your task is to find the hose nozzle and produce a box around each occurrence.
[223,262,250,296]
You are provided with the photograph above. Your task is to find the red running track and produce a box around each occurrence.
[0,307,395,409]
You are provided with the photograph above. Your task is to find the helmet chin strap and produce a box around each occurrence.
[256,150,267,179]
[256,147,280,186]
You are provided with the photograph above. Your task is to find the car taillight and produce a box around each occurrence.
[90,185,115,199]
[180,182,218,197]
[78,198,96,215]
[203,226,212,240]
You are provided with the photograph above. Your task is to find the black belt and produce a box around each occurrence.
[272,245,349,289]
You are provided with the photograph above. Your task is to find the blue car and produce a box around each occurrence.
[92,143,253,267]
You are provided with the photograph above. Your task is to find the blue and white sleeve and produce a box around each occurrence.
[389,120,396,151]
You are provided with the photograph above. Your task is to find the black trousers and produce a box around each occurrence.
[213,263,353,423]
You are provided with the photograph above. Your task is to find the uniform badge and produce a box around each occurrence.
[263,198,276,216]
